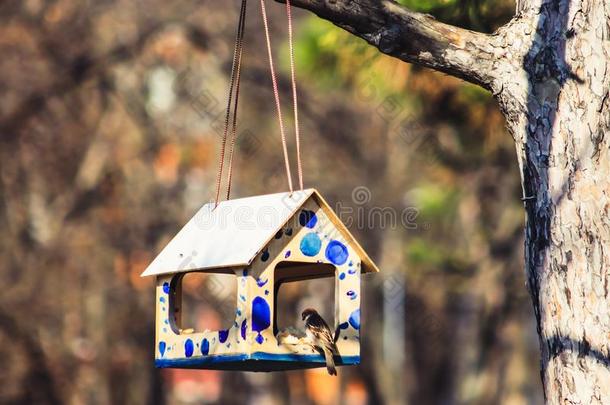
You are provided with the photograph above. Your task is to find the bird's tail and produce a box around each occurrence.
[323,347,337,376]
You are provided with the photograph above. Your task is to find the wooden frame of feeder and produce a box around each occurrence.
[141,189,379,371]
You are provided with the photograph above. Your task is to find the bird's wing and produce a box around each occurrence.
[307,314,338,351]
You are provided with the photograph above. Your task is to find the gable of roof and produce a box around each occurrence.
[141,188,379,277]
[309,190,379,274]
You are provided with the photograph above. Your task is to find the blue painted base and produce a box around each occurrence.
[155,352,361,371]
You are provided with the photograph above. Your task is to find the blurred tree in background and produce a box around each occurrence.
[0,0,544,404]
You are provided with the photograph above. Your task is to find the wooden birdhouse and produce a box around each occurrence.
[141,189,379,371]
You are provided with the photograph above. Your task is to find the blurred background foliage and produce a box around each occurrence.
[0,0,543,404]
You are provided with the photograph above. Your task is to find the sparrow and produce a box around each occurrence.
[302,308,339,375]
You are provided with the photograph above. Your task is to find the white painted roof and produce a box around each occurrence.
[141,189,315,277]
[141,188,380,277]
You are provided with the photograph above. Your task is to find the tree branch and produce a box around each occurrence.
[278,0,505,90]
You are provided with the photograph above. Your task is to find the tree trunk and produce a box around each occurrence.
[504,1,610,403]
[280,0,610,402]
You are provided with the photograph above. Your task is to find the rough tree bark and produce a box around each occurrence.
[278,0,610,403]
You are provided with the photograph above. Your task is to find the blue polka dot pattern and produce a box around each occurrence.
[300,232,322,256]
[349,309,361,330]
[241,320,247,340]
[325,240,349,265]
[299,210,318,228]
[201,338,209,355]
[184,339,194,357]
[261,249,270,262]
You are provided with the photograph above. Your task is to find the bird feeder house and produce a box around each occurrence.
[141,189,379,371]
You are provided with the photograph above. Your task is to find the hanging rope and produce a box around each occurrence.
[215,0,304,204]
[285,0,303,190]
[214,0,248,207]
[225,0,248,201]
[260,0,294,193]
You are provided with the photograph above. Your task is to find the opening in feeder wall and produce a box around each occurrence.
[168,272,237,335]
[273,261,336,337]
